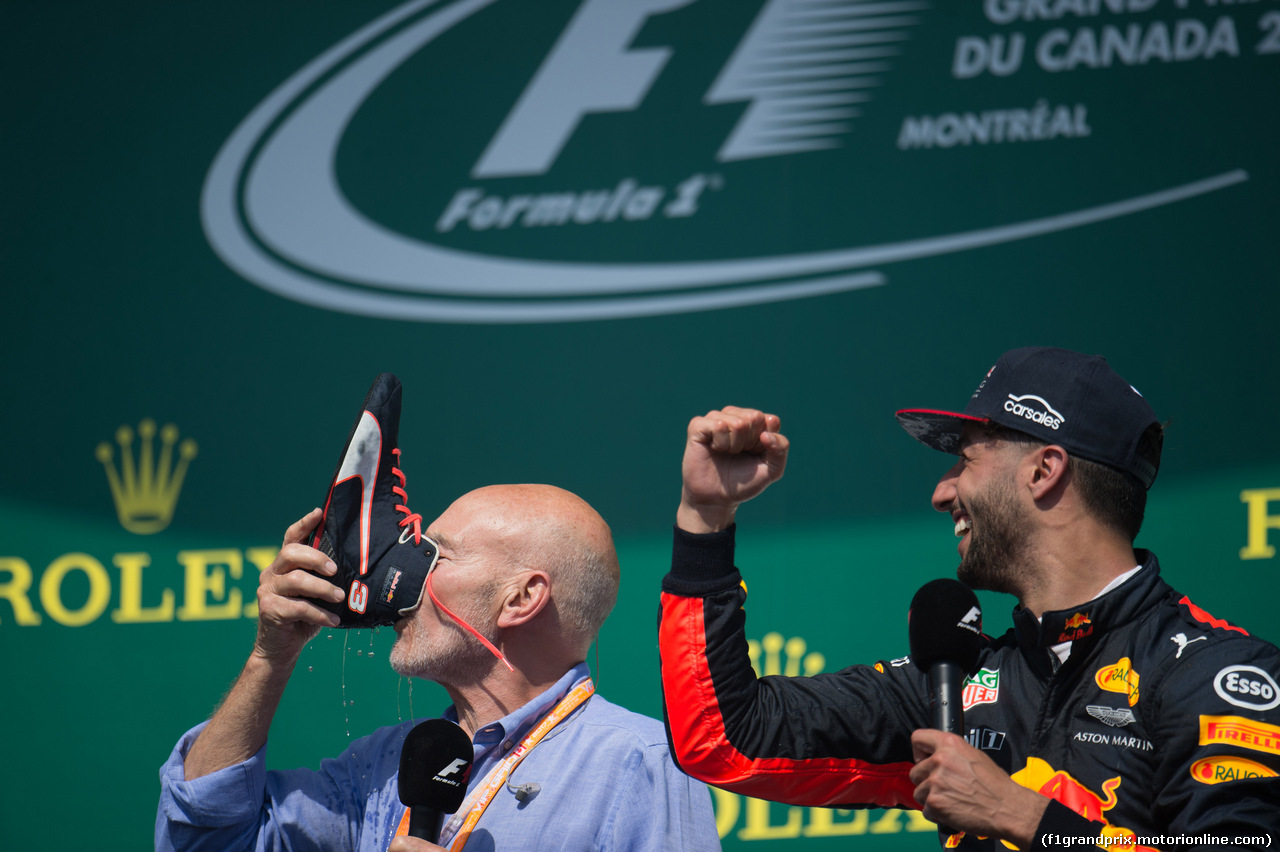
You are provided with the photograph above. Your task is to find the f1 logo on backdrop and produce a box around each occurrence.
[472,0,888,178]
[202,0,1247,323]
[474,0,697,179]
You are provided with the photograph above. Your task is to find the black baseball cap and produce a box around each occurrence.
[895,347,1163,488]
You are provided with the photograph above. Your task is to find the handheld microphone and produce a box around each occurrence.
[398,719,474,843]
[908,579,984,734]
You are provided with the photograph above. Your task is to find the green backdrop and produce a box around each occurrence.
[3,1,1278,849]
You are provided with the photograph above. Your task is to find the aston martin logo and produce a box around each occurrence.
[1087,705,1136,728]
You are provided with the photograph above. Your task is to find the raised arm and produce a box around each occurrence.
[660,406,923,811]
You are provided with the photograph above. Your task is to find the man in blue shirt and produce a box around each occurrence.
[157,484,719,852]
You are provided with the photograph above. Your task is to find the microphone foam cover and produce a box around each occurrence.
[908,578,984,674]
[398,718,473,813]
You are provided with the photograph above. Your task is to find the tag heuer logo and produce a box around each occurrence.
[963,667,1000,710]
[203,0,1247,323]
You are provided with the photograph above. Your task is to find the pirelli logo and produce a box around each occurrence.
[1199,715,1280,756]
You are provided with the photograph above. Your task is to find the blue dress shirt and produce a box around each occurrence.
[157,663,720,851]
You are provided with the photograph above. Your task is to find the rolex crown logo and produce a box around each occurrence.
[748,631,826,678]
[96,419,198,534]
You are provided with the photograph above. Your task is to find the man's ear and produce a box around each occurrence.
[496,571,551,629]
[1027,444,1069,500]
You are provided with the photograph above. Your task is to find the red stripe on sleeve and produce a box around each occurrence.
[659,591,919,809]
[1179,595,1249,635]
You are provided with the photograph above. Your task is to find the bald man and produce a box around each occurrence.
[157,485,719,852]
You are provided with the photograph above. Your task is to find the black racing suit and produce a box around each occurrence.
[658,526,1280,849]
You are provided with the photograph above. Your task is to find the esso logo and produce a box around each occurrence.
[1214,665,1280,711]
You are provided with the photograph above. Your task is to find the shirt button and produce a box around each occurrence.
[502,741,513,751]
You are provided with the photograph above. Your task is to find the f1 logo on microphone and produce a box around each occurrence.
[957,605,982,635]
[437,759,469,778]
[430,756,473,788]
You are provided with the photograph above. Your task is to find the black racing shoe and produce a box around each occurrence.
[310,373,438,628]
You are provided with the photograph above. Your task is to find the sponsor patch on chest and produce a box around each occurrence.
[963,667,1000,710]
[1073,730,1153,751]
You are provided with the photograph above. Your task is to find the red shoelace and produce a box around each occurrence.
[391,448,423,544]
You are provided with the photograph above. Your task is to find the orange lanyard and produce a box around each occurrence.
[393,679,595,850]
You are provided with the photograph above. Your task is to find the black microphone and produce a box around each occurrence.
[908,579,984,734]
[398,719,474,843]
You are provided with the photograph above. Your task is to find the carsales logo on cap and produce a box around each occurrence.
[1004,394,1065,431]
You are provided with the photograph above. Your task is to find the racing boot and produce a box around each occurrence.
[310,373,438,628]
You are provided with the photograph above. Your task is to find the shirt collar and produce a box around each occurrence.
[444,662,592,755]
[1014,549,1162,652]
[1043,564,1144,664]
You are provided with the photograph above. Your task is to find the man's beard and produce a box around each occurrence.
[956,476,1033,596]
[389,587,500,686]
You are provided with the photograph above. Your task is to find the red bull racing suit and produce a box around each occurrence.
[658,527,1280,849]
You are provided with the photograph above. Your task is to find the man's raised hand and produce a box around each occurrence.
[252,508,344,665]
[677,406,789,534]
